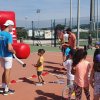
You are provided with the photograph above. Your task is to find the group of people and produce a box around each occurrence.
[0,19,100,100]
[57,28,100,100]
[57,28,76,62]
[0,20,45,95]
[61,33,100,100]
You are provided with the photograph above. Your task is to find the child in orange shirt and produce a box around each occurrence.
[72,49,91,100]
[34,49,45,84]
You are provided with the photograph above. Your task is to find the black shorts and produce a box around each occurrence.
[37,71,42,76]
[61,47,66,55]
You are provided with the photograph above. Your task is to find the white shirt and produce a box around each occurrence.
[63,59,74,80]
[64,33,69,42]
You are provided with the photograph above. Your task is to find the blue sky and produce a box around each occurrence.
[0,0,96,20]
[0,0,99,27]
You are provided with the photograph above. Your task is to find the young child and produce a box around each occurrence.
[72,49,91,100]
[90,46,100,100]
[63,49,75,99]
[34,49,45,84]
[65,46,71,60]
[93,42,100,62]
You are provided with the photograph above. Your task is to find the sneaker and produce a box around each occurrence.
[36,83,43,86]
[3,91,9,96]
[8,89,15,94]
[0,88,4,93]
[3,89,15,96]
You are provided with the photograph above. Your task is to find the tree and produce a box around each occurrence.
[55,24,65,30]
[16,27,28,39]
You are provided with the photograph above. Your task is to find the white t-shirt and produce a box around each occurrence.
[64,33,69,42]
[63,59,74,80]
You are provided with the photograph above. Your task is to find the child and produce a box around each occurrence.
[61,43,69,61]
[93,42,100,62]
[90,51,100,100]
[65,46,71,60]
[34,49,45,84]
[72,49,91,100]
[63,49,75,99]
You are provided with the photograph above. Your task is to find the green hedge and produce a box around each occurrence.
[75,32,100,39]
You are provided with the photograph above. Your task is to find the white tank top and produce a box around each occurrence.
[64,33,69,42]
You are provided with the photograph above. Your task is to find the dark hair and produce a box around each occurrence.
[93,54,100,72]
[66,28,72,32]
[69,49,76,57]
[72,49,87,67]
[93,49,100,62]
[38,49,45,54]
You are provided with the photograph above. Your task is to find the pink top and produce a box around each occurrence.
[74,59,91,87]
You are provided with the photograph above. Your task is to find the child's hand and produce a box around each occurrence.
[34,64,37,67]
[32,64,37,67]
[71,67,76,75]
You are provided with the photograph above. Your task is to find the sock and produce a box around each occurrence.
[5,85,9,92]
[2,83,6,88]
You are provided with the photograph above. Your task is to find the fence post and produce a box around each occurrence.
[32,21,34,45]
[51,19,53,46]
[53,19,56,47]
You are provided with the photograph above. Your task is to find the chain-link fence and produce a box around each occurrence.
[16,17,100,46]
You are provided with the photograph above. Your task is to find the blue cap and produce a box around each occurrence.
[96,42,100,45]
[95,54,100,62]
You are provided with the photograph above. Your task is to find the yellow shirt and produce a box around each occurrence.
[37,56,44,71]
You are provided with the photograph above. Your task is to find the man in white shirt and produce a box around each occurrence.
[63,30,69,43]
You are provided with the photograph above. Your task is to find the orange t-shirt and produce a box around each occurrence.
[68,33,76,49]
[74,60,91,87]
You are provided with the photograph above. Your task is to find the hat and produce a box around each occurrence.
[96,42,100,45]
[95,54,100,62]
[4,20,14,26]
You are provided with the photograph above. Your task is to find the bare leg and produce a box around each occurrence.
[4,69,11,91]
[38,76,41,83]
[2,72,5,89]
[40,75,44,83]
[2,72,5,84]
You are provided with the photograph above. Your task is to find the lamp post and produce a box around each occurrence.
[36,9,40,32]
[32,21,34,45]
[96,0,99,41]
[53,19,56,47]
[77,0,80,47]
[90,0,95,32]
[70,0,72,28]
[25,16,28,29]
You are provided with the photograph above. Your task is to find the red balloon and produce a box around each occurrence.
[12,43,30,59]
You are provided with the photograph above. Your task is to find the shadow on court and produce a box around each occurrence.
[35,90,62,100]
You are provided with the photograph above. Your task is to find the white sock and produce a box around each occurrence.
[2,83,6,88]
[5,85,9,92]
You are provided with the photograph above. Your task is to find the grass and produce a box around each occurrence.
[30,45,60,52]
[87,49,94,56]
[30,45,95,55]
